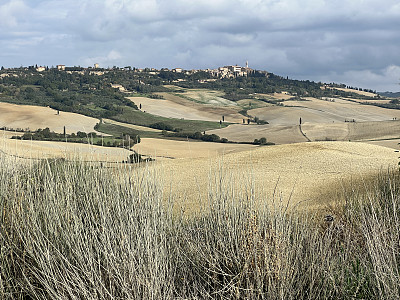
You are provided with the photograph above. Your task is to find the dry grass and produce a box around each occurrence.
[145,141,398,213]
[133,137,256,159]
[365,138,400,150]
[0,102,100,134]
[333,87,378,97]
[181,89,237,106]
[249,97,400,126]
[0,134,397,214]
[0,135,131,162]
[207,123,308,144]
[129,92,244,123]
[302,120,400,142]
[1,152,400,299]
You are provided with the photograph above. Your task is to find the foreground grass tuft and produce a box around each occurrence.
[1,155,400,299]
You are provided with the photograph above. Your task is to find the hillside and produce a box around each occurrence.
[142,141,398,212]
[2,67,400,299]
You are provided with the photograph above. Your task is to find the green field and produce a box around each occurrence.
[113,107,229,133]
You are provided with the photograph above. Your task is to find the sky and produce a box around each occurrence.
[0,0,400,92]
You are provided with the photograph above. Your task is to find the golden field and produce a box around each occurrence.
[0,102,100,134]
[1,94,400,214]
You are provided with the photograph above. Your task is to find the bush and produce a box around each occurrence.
[149,122,175,131]
[253,137,269,145]
[125,151,152,163]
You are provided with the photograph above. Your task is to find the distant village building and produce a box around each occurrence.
[172,68,183,73]
[36,66,46,72]
[56,65,65,71]
[227,65,242,73]
[94,63,99,69]
[89,71,105,76]
[204,62,255,78]
[110,83,126,92]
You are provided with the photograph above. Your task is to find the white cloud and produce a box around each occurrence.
[81,50,123,68]
[0,0,28,27]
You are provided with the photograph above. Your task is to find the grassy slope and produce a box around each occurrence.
[96,122,160,139]
[113,106,228,133]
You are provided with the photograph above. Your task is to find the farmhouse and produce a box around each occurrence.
[110,83,126,92]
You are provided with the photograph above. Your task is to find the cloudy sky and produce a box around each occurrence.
[1,0,399,92]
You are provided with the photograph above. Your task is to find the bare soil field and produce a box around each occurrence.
[249,97,400,125]
[207,124,307,144]
[133,138,257,160]
[208,119,400,146]
[364,138,400,150]
[302,120,400,142]
[129,94,244,123]
[0,102,100,134]
[151,141,398,213]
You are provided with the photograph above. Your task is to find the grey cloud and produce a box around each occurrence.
[0,0,399,91]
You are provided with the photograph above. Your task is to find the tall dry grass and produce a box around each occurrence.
[0,154,400,299]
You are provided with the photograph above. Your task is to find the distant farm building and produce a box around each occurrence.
[110,84,126,92]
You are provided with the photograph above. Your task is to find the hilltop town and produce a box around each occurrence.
[2,61,260,79]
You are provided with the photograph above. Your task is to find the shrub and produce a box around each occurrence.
[253,137,269,145]
[149,122,174,131]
